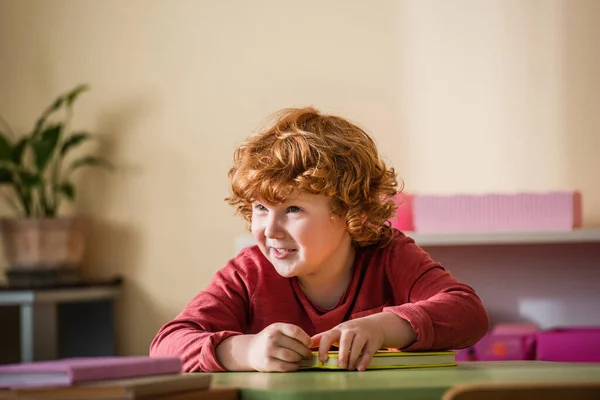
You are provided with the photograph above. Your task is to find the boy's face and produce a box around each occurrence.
[251,192,353,279]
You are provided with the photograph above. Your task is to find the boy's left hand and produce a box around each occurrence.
[310,317,385,371]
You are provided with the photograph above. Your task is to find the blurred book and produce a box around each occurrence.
[4,373,212,400]
[0,357,182,389]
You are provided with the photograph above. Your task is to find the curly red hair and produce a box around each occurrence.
[226,107,401,247]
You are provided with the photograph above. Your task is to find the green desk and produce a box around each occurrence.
[209,361,600,400]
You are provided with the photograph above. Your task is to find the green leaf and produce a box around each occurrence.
[12,137,28,163]
[32,124,61,172]
[65,84,89,106]
[33,97,63,136]
[69,155,112,173]
[48,96,64,113]
[0,166,13,183]
[61,131,91,155]
[32,84,88,137]
[0,133,13,161]
[18,171,42,187]
[57,181,75,201]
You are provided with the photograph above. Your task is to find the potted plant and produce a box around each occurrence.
[0,84,110,286]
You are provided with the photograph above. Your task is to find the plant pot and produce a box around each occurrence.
[0,217,88,286]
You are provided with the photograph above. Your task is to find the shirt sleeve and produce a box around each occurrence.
[149,257,255,372]
[382,236,489,351]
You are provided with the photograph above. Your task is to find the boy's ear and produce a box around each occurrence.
[329,210,341,222]
[331,213,350,230]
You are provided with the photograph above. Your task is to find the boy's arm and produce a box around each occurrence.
[149,260,253,372]
[383,238,490,351]
[361,311,417,348]
[214,334,255,371]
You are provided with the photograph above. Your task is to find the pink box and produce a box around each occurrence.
[474,324,538,361]
[390,193,414,231]
[413,191,582,233]
[535,328,600,362]
[455,324,538,361]
[474,334,536,361]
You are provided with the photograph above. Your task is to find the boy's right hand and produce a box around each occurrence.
[248,323,313,372]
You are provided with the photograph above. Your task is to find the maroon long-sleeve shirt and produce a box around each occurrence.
[150,230,489,371]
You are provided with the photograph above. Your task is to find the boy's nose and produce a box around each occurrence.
[264,216,285,239]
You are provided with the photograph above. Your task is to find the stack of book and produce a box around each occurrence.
[0,356,227,400]
[300,349,457,370]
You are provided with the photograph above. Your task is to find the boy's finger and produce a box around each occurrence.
[357,341,380,371]
[277,323,312,347]
[336,331,355,369]
[318,330,340,363]
[268,356,302,372]
[276,335,313,359]
[272,346,305,363]
[309,332,323,349]
[348,337,367,370]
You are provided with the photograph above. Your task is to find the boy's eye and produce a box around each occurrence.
[254,204,267,212]
[287,206,301,213]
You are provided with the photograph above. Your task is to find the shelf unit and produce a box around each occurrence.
[234,228,600,252]
[404,228,600,246]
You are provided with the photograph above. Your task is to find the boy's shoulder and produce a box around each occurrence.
[364,229,420,254]
[357,229,426,267]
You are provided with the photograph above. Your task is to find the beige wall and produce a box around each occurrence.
[0,0,598,356]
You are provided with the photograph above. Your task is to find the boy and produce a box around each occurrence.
[150,107,489,372]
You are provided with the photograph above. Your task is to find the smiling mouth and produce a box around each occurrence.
[272,247,297,254]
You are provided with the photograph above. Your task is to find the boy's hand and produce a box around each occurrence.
[311,317,385,371]
[248,323,313,372]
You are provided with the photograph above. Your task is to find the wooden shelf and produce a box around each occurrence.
[235,229,600,251]
[406,229,600,246]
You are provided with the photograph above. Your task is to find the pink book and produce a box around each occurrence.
[535,328,600,362]
[413,191,581,232]
[390,193,414,232]
[0,356,182,389]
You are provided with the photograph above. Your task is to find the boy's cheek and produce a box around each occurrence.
[250,223,264,239]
